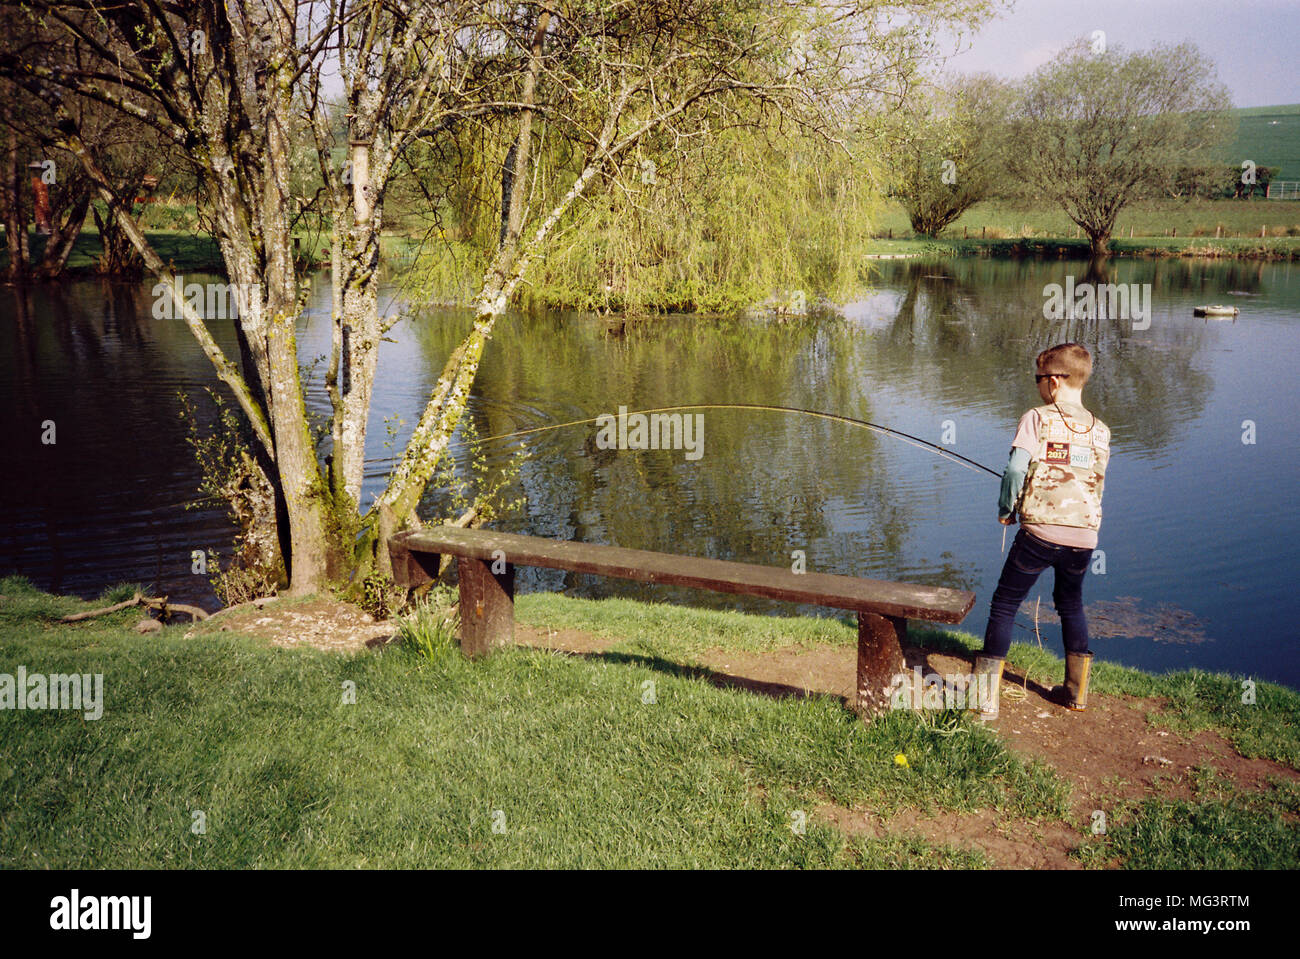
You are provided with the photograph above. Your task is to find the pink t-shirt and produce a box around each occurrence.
[1011,404,1099,550]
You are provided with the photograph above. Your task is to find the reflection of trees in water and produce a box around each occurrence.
[2,286,60,584]
[871,259,1215,455]
[401,249,1271,596]
[1146,258,1268,296]
[405,307,925,589]
[0,278,236,599]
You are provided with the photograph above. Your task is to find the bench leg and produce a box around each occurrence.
[855,612,907,719]
[456,556,515,658]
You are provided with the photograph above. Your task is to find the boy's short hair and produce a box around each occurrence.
[1036,343,1092,387]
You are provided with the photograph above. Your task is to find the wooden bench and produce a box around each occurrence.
[388,526,975,717]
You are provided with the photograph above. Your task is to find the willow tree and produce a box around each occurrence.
[889,73,1012,237]
[1007,38,1233,256]
[0,0,999,595]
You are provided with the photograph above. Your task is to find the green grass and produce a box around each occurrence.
[516,592,859,661]
[9,228,331,275]
[518,597,1300,772]
[1075,769,1300,869]
[871,199,1300,259]
[1,576,1059,868]
[4,577,1297,868]
[1229,103,1300,181]
[868,235,1300,261]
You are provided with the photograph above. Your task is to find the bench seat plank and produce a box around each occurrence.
[390,526,973,624]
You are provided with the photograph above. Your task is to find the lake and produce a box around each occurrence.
[3,256,1297,689]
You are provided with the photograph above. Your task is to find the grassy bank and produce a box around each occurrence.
[3,576,1297,868]
[0,577,1050,868]
[868,199,1300,260]
[517,593,1300,772]
[6,228,332,276]
[866,234,1300,260]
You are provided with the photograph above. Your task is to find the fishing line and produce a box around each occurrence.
[460,403,1003,478]
[462,403,1045,630]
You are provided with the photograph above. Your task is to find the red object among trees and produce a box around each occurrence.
[30,172,51,234]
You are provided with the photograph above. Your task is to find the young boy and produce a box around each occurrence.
[973,343,1110,719]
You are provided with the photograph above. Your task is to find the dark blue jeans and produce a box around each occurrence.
[982,528,1093,660]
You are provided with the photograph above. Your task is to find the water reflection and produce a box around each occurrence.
[2,258,1298,688]
[1,278,238,606]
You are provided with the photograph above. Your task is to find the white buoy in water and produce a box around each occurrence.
[1193,305,1239,317]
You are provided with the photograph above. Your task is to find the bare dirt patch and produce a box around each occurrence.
[818,803,1084,869]
[516,622,619,656]
[924,650,1298,812]
[185,598,397,652]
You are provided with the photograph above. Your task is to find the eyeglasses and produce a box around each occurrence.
[1035,373,1070,382]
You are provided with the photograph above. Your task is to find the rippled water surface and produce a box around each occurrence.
[3,257,1297,688]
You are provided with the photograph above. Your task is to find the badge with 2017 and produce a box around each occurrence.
[1043,441,1094,470]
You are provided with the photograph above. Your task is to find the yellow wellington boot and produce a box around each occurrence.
[1054,652,1093,711]
[969,656,1005,720]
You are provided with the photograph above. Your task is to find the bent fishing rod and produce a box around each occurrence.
[462,402,1026,559]
[459,402,1003,479]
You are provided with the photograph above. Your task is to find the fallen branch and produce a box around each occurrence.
[143,597,210,622]
[60,592,143,622]
[60,592,210,623]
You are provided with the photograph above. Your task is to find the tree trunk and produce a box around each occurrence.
[33,192,90,279]
[3,118,26,282]
[257,15,335,592]
[50,55,334,595]
[330,129,383,510]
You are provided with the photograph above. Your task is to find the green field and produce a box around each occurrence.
[1229,103,1300,181]
[874,198,1300,243]
[868,103,1300,253]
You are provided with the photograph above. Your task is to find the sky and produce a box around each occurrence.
[939,0,1299,108]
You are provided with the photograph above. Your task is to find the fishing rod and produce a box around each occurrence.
[463,403,1003,479]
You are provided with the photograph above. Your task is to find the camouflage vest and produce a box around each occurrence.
[1018,405,1110,531]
